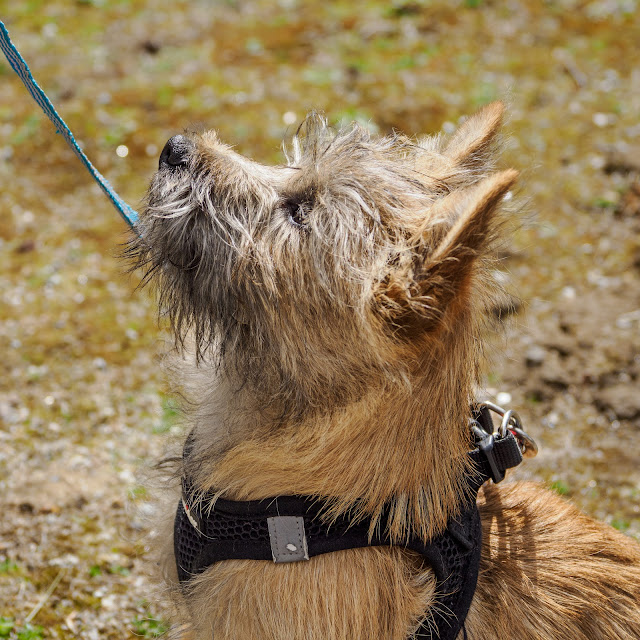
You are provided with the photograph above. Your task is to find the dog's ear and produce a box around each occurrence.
[415,102,504,187]
[378,169,517,334]
[443,101,504,169]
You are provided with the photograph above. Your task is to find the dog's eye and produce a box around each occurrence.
[282,196,313,228]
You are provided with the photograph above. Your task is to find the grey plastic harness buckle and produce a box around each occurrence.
[267,516,309,563]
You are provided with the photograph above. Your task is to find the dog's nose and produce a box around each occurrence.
[159,134,193,169]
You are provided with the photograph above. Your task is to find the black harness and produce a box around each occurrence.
[174,405,527,639]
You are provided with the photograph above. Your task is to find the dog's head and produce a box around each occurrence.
[132,102,516,416]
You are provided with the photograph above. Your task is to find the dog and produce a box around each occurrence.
[130,102,640,639]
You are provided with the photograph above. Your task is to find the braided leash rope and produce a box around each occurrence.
[0,21,138,227]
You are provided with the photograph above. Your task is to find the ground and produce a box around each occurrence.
[0,0,639,637]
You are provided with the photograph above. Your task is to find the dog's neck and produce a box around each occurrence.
[187,325,478,542]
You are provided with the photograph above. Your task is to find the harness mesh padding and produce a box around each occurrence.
[175,490,482,640]
[174,405,522,639]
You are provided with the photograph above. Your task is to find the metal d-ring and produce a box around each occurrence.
[511,426,539,458]
[479,400,539,458]
[499,409,516,438]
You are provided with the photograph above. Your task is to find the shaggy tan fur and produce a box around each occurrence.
[132,102,640,639]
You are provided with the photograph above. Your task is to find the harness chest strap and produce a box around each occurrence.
[174,405,527,639]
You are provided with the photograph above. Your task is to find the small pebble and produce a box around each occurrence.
[283,111,297,126]
[525,345,546,367]
[442,121,456,134]
[592,113,609,127]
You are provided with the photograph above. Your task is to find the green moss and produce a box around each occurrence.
[0,618,14,638]
[152,396,179,434]
[9,114,41,144]
[592,197,616,209]
[611,518,631,532]
[392,55,417,70]
[550,480,570,496]
[131,617,168,638]
[16,624,45,640]
[0,560,19,574]
[108,563,130,576]
[0,622,46,640]
[88,564,102,577]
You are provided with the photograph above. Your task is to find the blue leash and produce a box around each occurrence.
[0,21,138,227]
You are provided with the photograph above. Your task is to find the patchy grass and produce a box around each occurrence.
[1,1,639,636]
[0,621,45,640]
[0,561,19,574]
[611,518,631,533]
[550,480,570,496]
[131,616,169,638]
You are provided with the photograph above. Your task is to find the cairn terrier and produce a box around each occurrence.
[131,102,640,639]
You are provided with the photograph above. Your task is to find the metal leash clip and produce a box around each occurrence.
[480,401,538,458]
